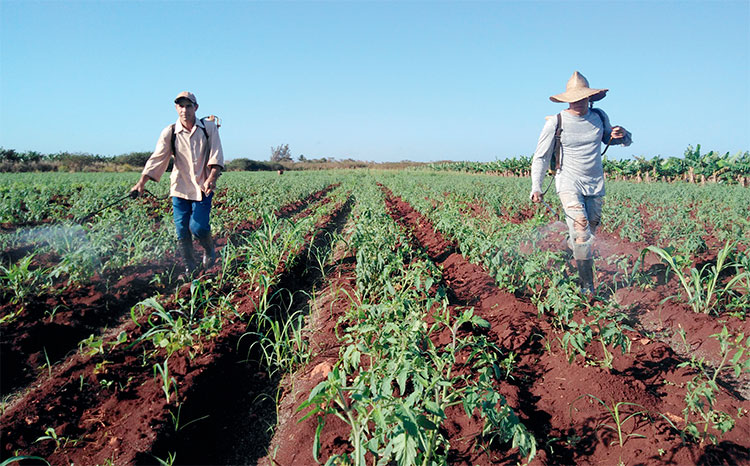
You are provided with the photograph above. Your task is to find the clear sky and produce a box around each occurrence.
[1,0,748,163]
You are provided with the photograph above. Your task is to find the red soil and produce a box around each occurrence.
[376,187,750,465]
[0,186,345,464]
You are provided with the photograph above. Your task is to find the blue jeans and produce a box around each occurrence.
[172,193,213,240]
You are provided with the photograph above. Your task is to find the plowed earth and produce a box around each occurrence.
[372,188,750,465]
[459,195,750,399]
[2,183,749,465]
[0,186,346,464]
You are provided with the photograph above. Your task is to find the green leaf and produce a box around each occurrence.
[392,432,418,466]
[313,416,325,462]
[424,400,442,416]
[471,315,491,329]
[416,414,438,431]
[397,368,409,395]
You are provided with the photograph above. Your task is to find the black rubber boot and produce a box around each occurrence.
[179,237,198,277]
[197,233,216,269]
[576,259,595,295]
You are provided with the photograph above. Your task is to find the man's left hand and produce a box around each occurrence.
[611,126,626,139]
[203,178,217,195]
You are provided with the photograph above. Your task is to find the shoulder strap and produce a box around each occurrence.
[170,124,176,156]
[171,119,209,156]
[590,107,605,126]
[550,113,563,172]
[199,118,209,141]
[590,108,611,155]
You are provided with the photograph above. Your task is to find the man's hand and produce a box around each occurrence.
[202,177,217,196]
[530,191,543,203]
[203,166,222,196]
[131,175,149,197]
[611,126,626,140]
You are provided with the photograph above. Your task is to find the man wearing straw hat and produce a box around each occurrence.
[529,71,632,295]
[131,91,224,278]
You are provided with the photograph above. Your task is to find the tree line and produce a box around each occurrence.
[428,145,750,186]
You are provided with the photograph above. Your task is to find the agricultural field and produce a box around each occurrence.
[1,170,749,466]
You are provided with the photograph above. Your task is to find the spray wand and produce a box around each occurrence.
[77,189,166,224]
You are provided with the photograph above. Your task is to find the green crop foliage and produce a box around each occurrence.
[297,180,535,465]
[646,241,749,314]
[0,254,50,307]
[675,326,750,444]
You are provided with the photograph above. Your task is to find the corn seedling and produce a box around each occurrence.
[646,241,749,314]
[153,358,177,404]
[33,427,79,451]
[0,457,51,466]
[153,452,177,466]
[0,253,49,305]
[571,395,647,447]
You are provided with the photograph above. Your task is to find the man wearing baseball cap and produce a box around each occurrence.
[131,91,224,277]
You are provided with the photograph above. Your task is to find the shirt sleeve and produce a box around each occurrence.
[598,109,632,147]
[530,116,557,197]
[206,121,224,169]
[141,125,173,182]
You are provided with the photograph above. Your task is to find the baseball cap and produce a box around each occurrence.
[174,91,197,105]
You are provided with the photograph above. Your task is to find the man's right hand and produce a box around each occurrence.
[131,176,148,197]
[530,191,543,203]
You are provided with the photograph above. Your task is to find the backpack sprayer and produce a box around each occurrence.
[77,115,221,224]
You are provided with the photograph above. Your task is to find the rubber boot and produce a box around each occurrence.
[179,237,198,278]
[576,259,595,296]
[197,233,216,269]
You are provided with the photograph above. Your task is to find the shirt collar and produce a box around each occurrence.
[174,117,204,133]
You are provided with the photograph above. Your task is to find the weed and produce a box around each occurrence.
[169,405,209,432]
[245,309,311,378]
[42,347,52,378]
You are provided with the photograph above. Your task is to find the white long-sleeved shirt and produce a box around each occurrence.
[530,108,632,197]
[141,118,224,201]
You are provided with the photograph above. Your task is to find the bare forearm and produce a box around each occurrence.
[207,166,222,183]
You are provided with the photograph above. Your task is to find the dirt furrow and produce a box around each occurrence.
[380,186,750,466]
[143,194,353,465]
[0,190,347,464]
[0,185,340,398]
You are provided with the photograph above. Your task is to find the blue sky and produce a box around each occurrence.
[1,0,748,163]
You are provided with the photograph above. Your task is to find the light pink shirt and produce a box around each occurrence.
[141,118,224,201]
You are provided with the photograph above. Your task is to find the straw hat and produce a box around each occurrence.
[550,71,608,103]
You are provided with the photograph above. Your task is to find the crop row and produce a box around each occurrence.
[376,180,750,464]
[378,172,749,439]
[1,170,748,465]
[278,179,536,464]
[0,175,348,463]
